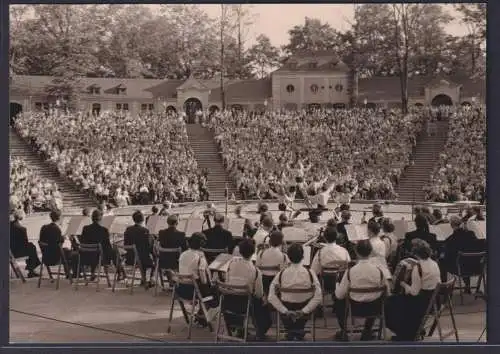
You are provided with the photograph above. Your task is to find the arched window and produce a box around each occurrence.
[286,84,295,93]
[310,84,319,94]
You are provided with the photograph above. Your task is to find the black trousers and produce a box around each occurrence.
[335,297,383,334]
[385,290,434,341]
[222,295,272,336]
[12,243,41,272]
[281,300,311,340]
[177,281,219,309]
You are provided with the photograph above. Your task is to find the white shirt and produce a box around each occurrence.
[310,243,351,275]
[225,257,264,299]
[255,247,289,276]
[369,236,392,280]
[268,263,322,314]
[402,258,441,296]
[335,259,390,303]
[253,228,272,246]
[178,249,210,284]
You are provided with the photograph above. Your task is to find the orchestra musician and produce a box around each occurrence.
[252,216,276,249]
[203,214,235,261]
[367,220,391,280]
[432,209,449,225]
[178,232,218,326]
[79,209,125,281]
[38,210,73,278]
[385,239,441,341]
[368,204,384,225]
[158,214,188,270]
[123,211,156,288]
[403,215,438,258]
[224,239,273,340]
[310,228,350,305]
[255,231,289,294]
[145,205,159,224]
[277,213,294,231]
[268,243,322,341]
[334,240,390,341]
[10,210,41,278]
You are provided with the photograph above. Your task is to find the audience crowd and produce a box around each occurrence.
[13,111,208,206]
[10,156,63,214]
[206,108,426,201]
[424,106,486,203]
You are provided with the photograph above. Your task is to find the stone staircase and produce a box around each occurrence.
[9,128,96,210]
[395,120,449,202]
[185,124,239,201]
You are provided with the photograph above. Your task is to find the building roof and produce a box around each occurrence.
[358,75,486,102]
[276,51,349,73]
[10,75,164,99]
[208,78,272,102]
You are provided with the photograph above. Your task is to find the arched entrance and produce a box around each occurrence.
[431,94,453,107]
[10,102,22,126]
[184,98,202,124]
[92,103,101,116]
[209,105,219,115]
[166,105,177,115]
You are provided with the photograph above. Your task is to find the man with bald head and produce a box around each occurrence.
[442,215,479,288]
[203,213,234,260]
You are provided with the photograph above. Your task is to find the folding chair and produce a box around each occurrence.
[476,292,487,342]
[154,245,182,296]
[344,286,387,341]
[38,241,72,290]
[113,244,145,294]
[320,261,349,328]
[9,250,26,283]
[166,270,214,339]
[455,251,487,305]
[275,286,317,341]
[257,265,281,341]
[214,281,253,343]
[417,276,459,342]
[74,243,111,292]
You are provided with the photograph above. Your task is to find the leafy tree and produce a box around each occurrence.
[247,34,281,78]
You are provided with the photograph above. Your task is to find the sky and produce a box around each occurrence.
[194,4,469,49]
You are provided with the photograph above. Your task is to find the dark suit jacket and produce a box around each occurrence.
[443,228,480,273]
[337,221,349,240]
[203,225,234,262]
[404,229,438,255]
[158,227,187,270]
[124,224,154,268]
[10,221,29,257]
[39,222,64,264]
[80,223,114,264]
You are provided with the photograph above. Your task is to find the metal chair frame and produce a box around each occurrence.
[275,285,317,341]
[257,265,281,341]
[455,251,487,305]
[154,244,182,296]
[37,241,72,290]
[9,250,26,283]
[166,270,214,340]
[74,243,110,292]
[344,286,387,341]
[319,261,349,328]
[112,244,145,294]
[214,281,253,343]
[416,276,459,342]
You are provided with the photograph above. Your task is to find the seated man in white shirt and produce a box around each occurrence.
[268,243,322,341]
[255,231,289,294]
[224,239,273,340]
[334,240,391,341]
[252,216,275,250]
[385,239,441,341]
[178,232,218,326]
[310,228,351,307]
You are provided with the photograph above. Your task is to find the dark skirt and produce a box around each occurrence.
[385,289,434,340]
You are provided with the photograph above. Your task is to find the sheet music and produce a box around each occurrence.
[177,219,187,233]
[64,216,91,236]
[208,253,234,272]
[282,227,308,243]
[185,219,204,237]
[226,218,246,238]
[146,215,160,234]
[101,215,115,230]
[429,224,453,242]
[354,224,369,241]
[407,221,416,233]
[393,219,408,240]
[302,245,312,267]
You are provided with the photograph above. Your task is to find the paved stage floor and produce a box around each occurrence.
[9,276,486,343]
